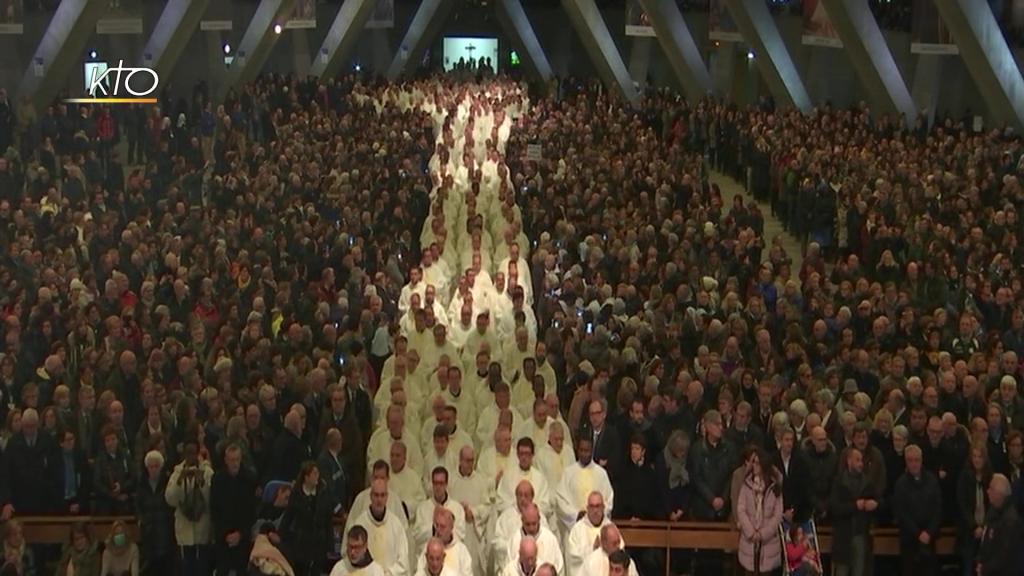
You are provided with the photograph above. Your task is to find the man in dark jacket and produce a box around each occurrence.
[211,444,259,575]
[267,409,311,483]
[804,425,838,521]
[893,445,943,576]
[830,447,881,576]
[773,427,811,523]
[5,408,62,514]
[317,428,349,514]
[977,474,1022,576]
[687,410,737,521]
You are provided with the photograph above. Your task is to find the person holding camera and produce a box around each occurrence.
[165,438,214,576]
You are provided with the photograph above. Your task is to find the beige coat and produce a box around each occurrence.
[164,461,214,546]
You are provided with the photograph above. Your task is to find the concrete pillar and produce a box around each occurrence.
[560,0,640,106]
[20,0,107,108]
[495,0,553,82]
[141,0,210,82]
[291,28,311,77]
[818,0,916,121]
[911,54,943,127]
[628,36,653,86]
[386,0,458,80]
[710,42,737,99]
[311,0,376,78]
[722,0,810,111]
[635,0,711,102]
[932,0,1024,128]
[220,0,296,98]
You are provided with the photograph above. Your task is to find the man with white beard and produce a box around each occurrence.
[348,478,409,576]
[505,504,563,575]
[496,438,551,517]
[415,509,473,576]
[565,492,614,576]
[582,525,636,576]
[413,467,467,553]
[448,446,491,572]
[367,404,423,472]
[555,437,614,537]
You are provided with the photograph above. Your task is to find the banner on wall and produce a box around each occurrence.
[802,0,842,48]
[625,0,655,37]
[911,0,958,54]
[0,0,24,35]
[285,0,316,30]
[97,0,143,34]
[709,0,742,42]
[365,0,394,29]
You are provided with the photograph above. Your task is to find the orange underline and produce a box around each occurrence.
[63,98,158,104]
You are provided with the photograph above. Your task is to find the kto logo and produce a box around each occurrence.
[65,60,159,105]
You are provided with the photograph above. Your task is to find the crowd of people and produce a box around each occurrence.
[0,58,1020,576]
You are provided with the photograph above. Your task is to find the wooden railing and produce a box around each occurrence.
[19,516,958,575]
[615,520,957,576]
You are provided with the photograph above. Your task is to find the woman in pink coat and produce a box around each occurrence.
[736,447,784,575]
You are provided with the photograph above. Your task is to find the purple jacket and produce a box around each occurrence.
[736,475,784,573]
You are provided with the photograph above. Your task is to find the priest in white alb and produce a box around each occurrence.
[555,436,614,537]
[347,478,409,576]
[565,492,614,576]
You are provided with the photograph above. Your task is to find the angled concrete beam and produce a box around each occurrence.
[636,0,712,102]
[387,0,458,80]
[560,0,640,106]
[495,0,553,82]
[311,0,376,78]
[933,0,1024,128]
[221,0,296,97]
[142,0,211,82]
[723,0,811,112]
[819,0,916,122]
[20,0,107,109]
[628,37,653,86]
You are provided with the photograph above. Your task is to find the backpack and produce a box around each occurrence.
[179,468,207,522]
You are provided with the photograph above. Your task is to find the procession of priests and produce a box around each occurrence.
[333,79,629,576]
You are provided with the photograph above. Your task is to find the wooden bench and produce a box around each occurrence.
[17,516,957,574]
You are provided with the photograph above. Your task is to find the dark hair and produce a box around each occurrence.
[347,525,368,543]
[608,549,631,568]
[516,437,535,453]
[371,460,390,475]
[296,460,319,485]
[431,466,449,483]
[629,433,647,450]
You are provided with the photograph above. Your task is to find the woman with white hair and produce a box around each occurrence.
[788,399,809,443]
[136,450,174,576]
